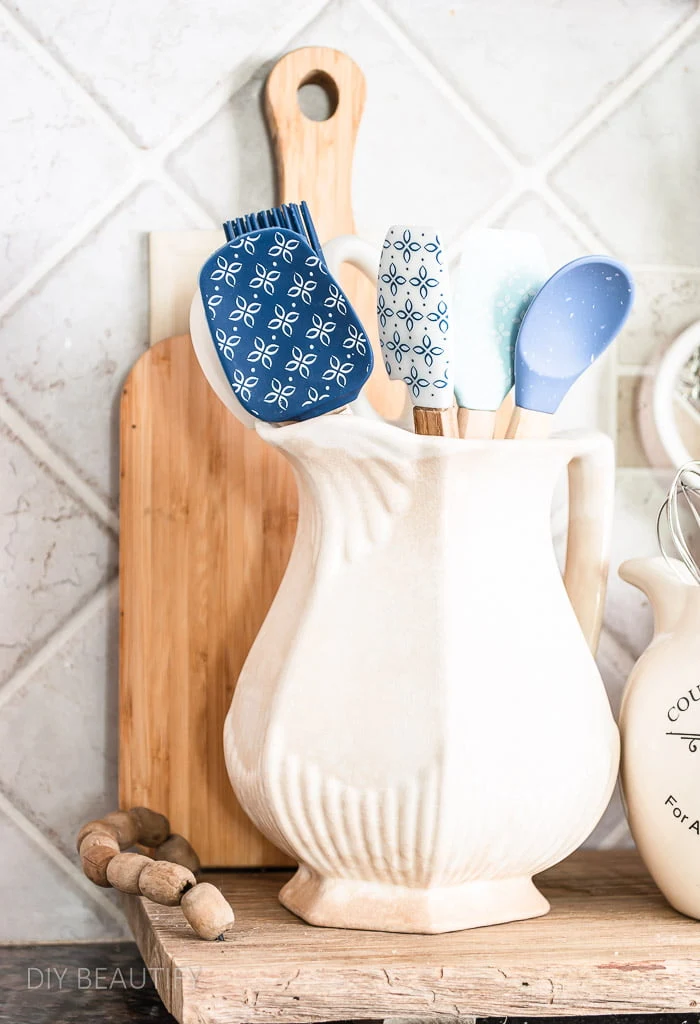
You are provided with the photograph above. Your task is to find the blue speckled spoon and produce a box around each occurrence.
[506,256,634,438]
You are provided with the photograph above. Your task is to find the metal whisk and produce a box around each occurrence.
[658,461,700,584]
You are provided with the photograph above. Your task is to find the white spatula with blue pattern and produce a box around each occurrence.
[377,226,457,437]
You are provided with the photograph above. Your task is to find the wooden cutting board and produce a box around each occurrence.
[119,47,394,867]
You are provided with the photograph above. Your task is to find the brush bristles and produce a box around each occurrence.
[222,202,323,257]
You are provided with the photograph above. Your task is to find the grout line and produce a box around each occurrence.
[152,173,218,228]
[445,186,527,257]
[0,397,119,534]
[540,8,700,176]
[0,3,142,157]
[0,581,116,714]
[0,788,127,929]
[152,0,332,161]
[0,176,142,322]
[358,0,522,175]
[537,186,615,254]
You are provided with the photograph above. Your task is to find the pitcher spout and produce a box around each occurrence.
[619,556,693,637]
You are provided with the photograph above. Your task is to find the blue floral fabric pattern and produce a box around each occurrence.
[199,228,373,423]
[377,227,452,410]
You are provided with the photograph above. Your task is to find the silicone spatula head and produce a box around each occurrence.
[453,229,547,412]
[514,255,634,415]
[377,226,452,409]
[198,228,373,422]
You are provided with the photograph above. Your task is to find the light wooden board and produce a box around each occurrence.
[120,47,395,867]
[126,850,700,1023]
[120,335,297,866]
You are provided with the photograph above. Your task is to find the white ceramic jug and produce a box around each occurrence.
[619,556,700,919]
[225,414,619,933]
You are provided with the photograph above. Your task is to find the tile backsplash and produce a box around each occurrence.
[1,0,699,940]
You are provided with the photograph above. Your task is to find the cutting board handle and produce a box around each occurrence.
[265,47,405,421]
[265,47,365,243]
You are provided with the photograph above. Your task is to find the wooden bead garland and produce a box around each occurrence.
[138,861,197,906]
[77,807,234,940]
[181,883,235,941]
[153,833,201,874]
[106,852,153,894]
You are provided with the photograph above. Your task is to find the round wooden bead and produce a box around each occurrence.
[138,861,196,906]
[75,819,119,853]
[129,807,170,847]
[181,883,235,941]
[154,834,201,875]
[79,831,120,857]
[81,843,118,887]
[102,811,139,849]
[106,852,153,894]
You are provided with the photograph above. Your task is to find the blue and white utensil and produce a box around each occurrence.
[452,229,547,439]
[377,226,457,437]
[506,255,634,438]
[193,203,373,424]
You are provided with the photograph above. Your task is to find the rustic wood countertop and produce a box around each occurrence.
[5,851,700,1023]
[125,851,700,1024]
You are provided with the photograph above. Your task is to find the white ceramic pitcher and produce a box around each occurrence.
[224,411,619,933]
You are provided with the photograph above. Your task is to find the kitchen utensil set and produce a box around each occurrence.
[193,205,634,439]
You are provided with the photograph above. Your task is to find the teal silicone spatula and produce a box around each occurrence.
[452,229,547,439]
[505,255,634,438]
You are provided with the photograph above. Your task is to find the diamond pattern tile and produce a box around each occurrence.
[0,590,117,860]
[619,269,700,366]
[0,24,131,301]
[0,185,197,508]
[168,68,276,222]
[10,0,326,147]
[0,426,116,685]
[375,0,695,162]
[2,0,700,941]
[0,806,126,940]
[551,28,700,264]
[172,0,511,245]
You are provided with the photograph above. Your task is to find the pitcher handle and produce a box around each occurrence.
[563,432,615,653]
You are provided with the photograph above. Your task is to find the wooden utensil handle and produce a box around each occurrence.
[458,408,497,440]
[414,406,459,438]
[505,406,552,439]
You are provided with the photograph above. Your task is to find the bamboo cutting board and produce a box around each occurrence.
[120,47,391,866]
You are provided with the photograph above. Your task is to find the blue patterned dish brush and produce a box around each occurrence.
[192,202,373,424]
[377,226,457,437]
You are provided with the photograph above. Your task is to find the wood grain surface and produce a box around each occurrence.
[119,335,296,867]
[125,851,700,1023]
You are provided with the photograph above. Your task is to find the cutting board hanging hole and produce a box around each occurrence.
[297,71,338,122]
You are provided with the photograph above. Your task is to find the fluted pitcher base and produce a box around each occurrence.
[279,864,550,934]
